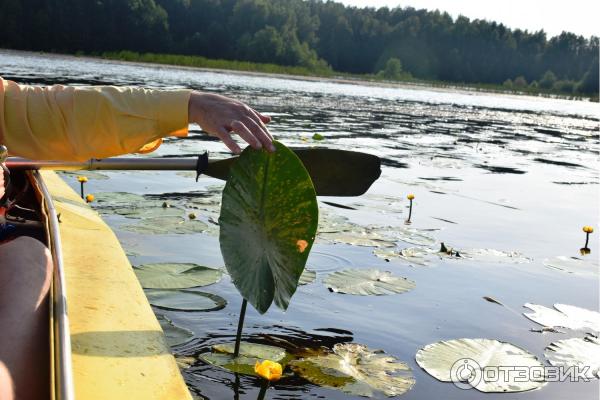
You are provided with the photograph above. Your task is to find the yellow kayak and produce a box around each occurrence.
[30,171,192,400]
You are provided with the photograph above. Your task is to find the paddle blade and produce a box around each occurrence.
[205,148,381,196]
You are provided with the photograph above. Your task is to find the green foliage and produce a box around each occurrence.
[1,0,597,95]
[553,80,575,93]
[218,141,318,314]
[513,76,528,88]
[377,57,410,81]
[503,79,513,89]
[539,70,557,89]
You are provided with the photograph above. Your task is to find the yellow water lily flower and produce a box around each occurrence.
[77,176,88,183]
[583,226,594,234]
[254,360,282,381]
[407,194,415,200]
[85,194,95,203]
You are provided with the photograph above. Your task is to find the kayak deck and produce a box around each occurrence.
[40,171,191,400]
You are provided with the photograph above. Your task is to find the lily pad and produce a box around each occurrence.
[199,342,289,376]
[157,314,193,347]
[545,335,600,379]
[373,247,431,265]
[323,269,415,295]
[122,216,210,234]
[415,338,546,392]
[299,269,317,285]
[146,289,227,312]
[134,263,223,289]
[543,256,598,275]
[289,343,415,397]
[219,141,319,314]
[457,248,532,264]
[523,303,600,332]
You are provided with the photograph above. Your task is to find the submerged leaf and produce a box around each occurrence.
[134,263,223,289]
[156,314,193,347]
[543,256,599,275]
[146,289,227,312]
[323,269,415,295]
[289,343,415,397]
[122,216,210,234]
[416,338,546,392]
[545,335,600,379]
[523,303,600,332]
[219,141,318,314]
[299,269,317,285]
[373,246,431,265]
[199,342,289,376]
[457,248,532,264]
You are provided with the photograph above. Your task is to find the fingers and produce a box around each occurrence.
[230,120,262,150]
[248,109,274,141]
[243,116,275,152]
[257,111,271,124]
[215,128,242,155]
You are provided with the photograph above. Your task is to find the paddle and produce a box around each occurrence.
[6,148,381,196]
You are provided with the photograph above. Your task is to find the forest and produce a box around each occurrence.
[0,0,597,94]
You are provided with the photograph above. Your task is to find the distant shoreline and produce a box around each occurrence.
[3,49,597,102]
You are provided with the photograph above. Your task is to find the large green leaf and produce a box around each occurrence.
[415,338,546,392]
[545,335,600,379]
[146,289,227,312]
[289,343,415,397]
[199,342,290,376]
[323,268,415,296]
[134,263,223,289]
[156,314,194,347]
[219,141,318,314]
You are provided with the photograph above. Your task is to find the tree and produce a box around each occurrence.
[379,58,404,80]
[539,70,557,89]
[513,76,527,87]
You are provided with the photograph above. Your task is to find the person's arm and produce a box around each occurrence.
[0,77,273,161]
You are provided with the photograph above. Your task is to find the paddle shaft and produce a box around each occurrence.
[6,148,382,197]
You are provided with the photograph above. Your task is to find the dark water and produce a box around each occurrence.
[2,50,599,399]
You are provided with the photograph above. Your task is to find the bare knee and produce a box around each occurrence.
[0,236,52,307]
[0,361,14,400]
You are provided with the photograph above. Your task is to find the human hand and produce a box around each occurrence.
[188,91,274,154]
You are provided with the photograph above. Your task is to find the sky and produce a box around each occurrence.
[336,0,600,38]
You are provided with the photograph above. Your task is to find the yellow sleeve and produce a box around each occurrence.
[0,77,191,161]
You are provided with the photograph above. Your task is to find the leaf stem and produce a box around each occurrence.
[233,298,248,358]
[256,380,269,400]
[585,232,589,248]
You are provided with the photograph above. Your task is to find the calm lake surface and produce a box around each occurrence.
[2,49,599,399]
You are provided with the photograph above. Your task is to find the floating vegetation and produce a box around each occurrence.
[156,314,193,347]
[373,246,432,265]
[324,268,415,296]
[122,215,210,234]
[545,334,600,379]
[289,343,415,397]
[523,303,600,332]
[60,170,110,180]
[146,289,227,312]
[457,248,532,264]
[542,256,598,275]
[415,338,546,392]
[199,342,290,376]
[298,269,316,285]
[134,263,223,289]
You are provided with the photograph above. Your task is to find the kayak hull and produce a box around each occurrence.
[41,171,191,400]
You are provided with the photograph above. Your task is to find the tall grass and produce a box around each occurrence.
[102,51,333,77]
